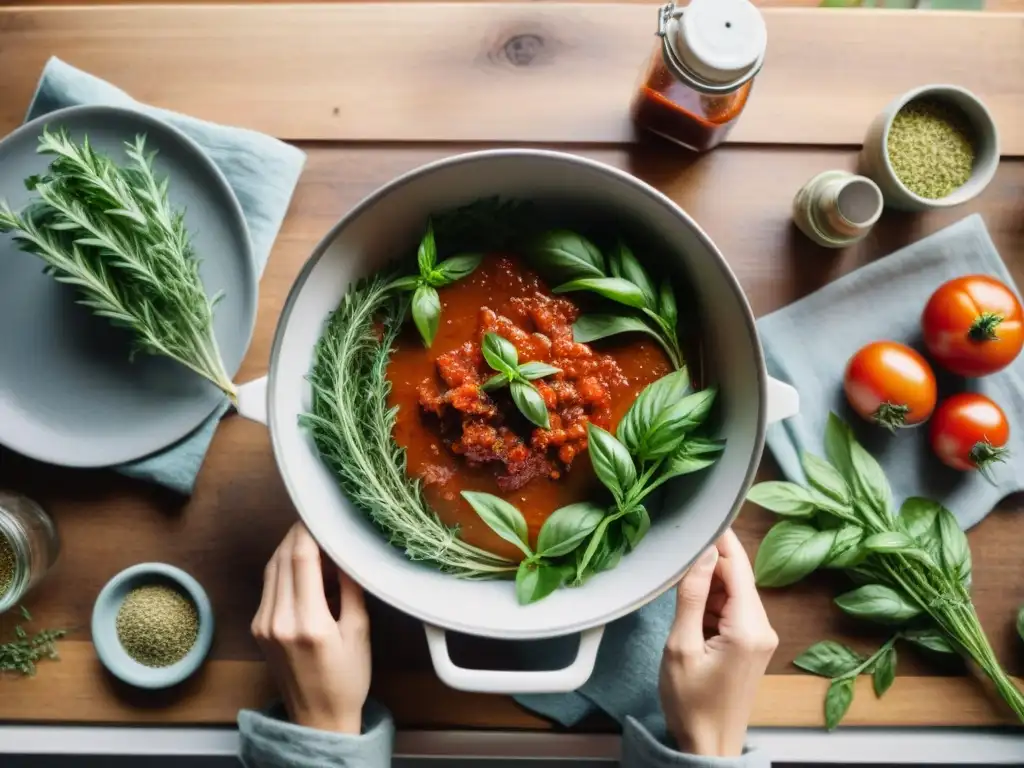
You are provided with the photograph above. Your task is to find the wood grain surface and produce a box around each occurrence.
[1,142,1023,727]
[0,5,1022,151]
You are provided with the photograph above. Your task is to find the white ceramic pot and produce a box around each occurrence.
[236,150,798,694]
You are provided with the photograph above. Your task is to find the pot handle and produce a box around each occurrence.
[765,376,799,424]
[423,623,605,694]
[235,376,269,426]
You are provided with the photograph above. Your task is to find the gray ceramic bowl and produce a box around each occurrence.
[861,84,999,212]
[91,563,214,690]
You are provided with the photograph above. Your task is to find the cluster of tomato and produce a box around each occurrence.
[843,275,1021,474]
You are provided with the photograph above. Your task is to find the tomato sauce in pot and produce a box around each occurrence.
[387,255,671,559]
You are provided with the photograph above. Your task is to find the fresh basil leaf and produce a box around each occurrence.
[824,525,865,569]
[417,221,437,274]
[899,497,941,541]
[824,413,857,487]
[809,487,856,520]
[587,423,637,500]
[903,628,956,654]
[590,523,626,574]
[536,502,606,558]
[431,253,483,285]
[639,388,716,460]
[746,481,816,517]
[481,372,509,392]
[935,505,971,585]
[754,522,836,587]
[482,332,519,376]
[614,240,657,309]
[388,274,422,292]
[849,438,893,517]
[622,505,651,550]
[606,240,624,278]
[461,491,531,556]
[531,230,605,281]
[411,284,441,348]
[825,678,854,731]
[510,379,550,429]
[515,561,568,605]
[801,452,852,506]
[517,362,561,381]
[862,531,916,554]
[618,368,691,453]
[572,314,662,346]
[553,277,648,310]
[834,584,921,625]
[659,437,726,483]
[658,278,678,328]
[872,646,896,697]
[793,640,865,678]
[1017,605,1024,645]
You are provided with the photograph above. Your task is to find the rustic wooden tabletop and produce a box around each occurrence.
[0,2,1021,731]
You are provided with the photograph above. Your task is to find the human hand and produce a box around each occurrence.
[252,522,371,734]
[659,528,778,757]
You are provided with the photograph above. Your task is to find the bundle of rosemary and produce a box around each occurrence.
[0,128,236,402]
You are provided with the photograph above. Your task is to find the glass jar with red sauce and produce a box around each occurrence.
[631,0,767,152]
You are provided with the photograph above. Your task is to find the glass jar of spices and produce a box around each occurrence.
[631,0,767,152]
[0,492,60,614]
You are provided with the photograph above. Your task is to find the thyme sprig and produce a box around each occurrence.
[0,128,236,402]
[0,606,67,676]
[301,274,517,578]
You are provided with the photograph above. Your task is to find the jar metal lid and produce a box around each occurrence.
[657,0,767,95]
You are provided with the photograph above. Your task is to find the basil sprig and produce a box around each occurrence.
[390,222,482,347]
[480,332,560,429]
[530,233,683,369]
[461,367,723,605]
[748,414,1024,729]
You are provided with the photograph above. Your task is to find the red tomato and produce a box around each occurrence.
[922,275,1024,377]
[930,393,1010,472]
[844,341,937,431]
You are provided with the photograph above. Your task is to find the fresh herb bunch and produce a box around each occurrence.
[748,413,1024,728]
[0,606,67,676]
[530,233,684,369]
[480,332,561,428]
[389,222,482,347]
[0,128,236,401]
[302,274,517,578]
[463,368,724,604]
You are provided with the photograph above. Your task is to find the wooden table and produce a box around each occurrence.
[0,3,1022,731]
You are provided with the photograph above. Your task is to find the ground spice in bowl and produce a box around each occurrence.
[0,533,15,598]
[115,584,199,668]
[886,99,976,200]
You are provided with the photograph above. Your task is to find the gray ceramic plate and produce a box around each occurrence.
[0,106,256,467]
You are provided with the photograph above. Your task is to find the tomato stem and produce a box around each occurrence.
[872,402,910,433]
[969,440,1009,473]
[969,312,1003,342]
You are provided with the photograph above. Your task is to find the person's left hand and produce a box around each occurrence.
[251,522,371,734]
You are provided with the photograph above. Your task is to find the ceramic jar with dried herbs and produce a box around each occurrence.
[0,492,60,614]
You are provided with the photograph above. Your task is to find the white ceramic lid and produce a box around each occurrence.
[672,0,767,85]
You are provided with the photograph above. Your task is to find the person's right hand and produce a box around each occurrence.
[658,528,778,758]
[251,522,371,735]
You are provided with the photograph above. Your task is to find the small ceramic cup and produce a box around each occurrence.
[92,563,214,689]
[861,84,999,212]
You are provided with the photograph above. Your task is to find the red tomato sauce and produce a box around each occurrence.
[387,255,671,558]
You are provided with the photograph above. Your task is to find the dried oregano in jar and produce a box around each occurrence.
[886,99,976,200]
[116,584,199,668]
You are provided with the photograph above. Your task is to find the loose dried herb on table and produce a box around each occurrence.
[0,606,67,676]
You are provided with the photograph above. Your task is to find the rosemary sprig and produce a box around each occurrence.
[0,606,67,676]
[301,274,518,578]
[0,127,237,402]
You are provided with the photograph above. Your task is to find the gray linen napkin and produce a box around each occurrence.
[26,57,306,494]
[516,213,1023,734]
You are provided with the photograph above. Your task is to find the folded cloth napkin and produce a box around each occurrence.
[516,213,1023,734]
[27,57,306,494]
